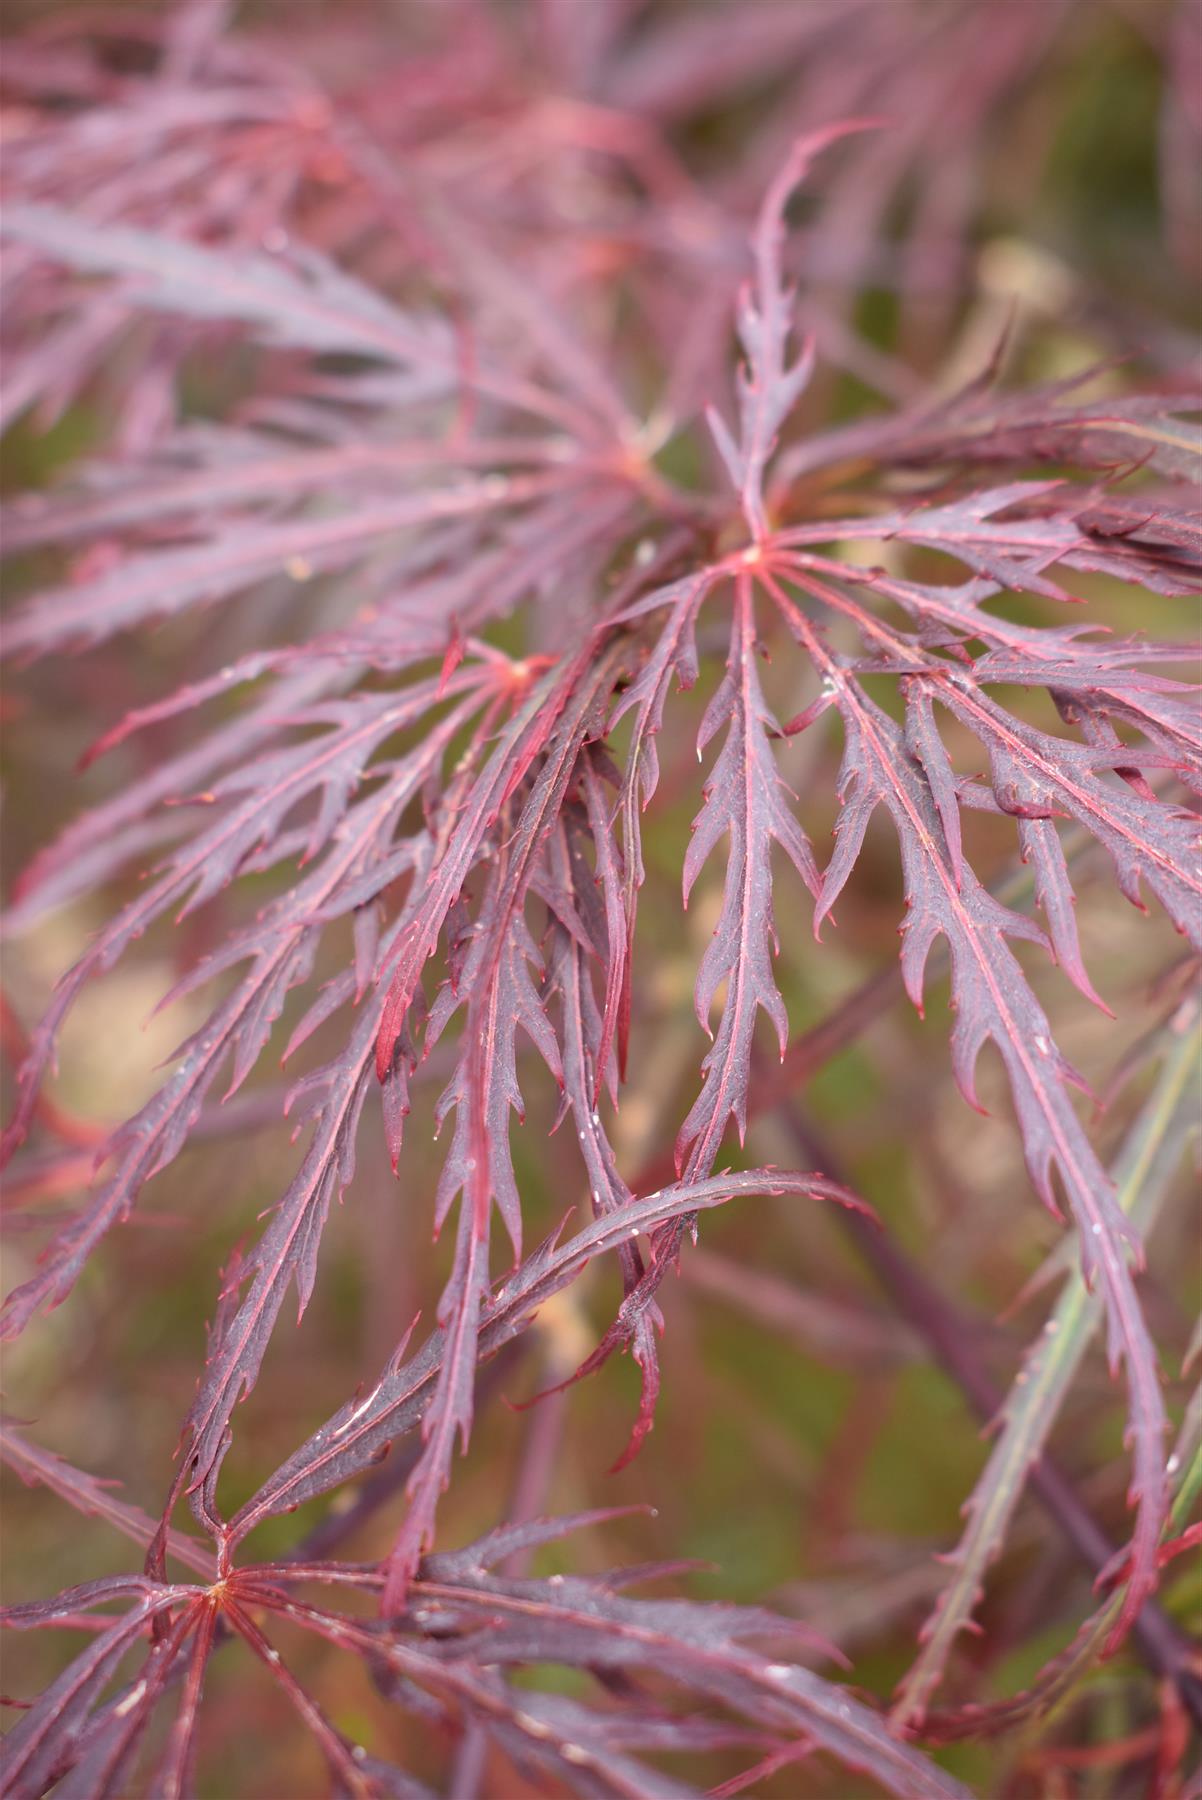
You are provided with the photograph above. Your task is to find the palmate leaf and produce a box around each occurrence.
[389,1521,969,1800]
[620,520,1185,1647]
[1,1515,966,1800]
[605,473,1194,1661]
[157,654,624,1537]
[608,177,1193,1648]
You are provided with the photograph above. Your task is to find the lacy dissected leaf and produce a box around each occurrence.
[893,1004,1201,1726]
[5,661,344,933]
[250,1526,969,1800]
[544,806,663,1464]
[165,663,571,1515]
[0,675,492,1339]
[376,645,628,1606]
[677,572,820,1176]
[228,1168,861,1544]
[610,567,714,1073]
[374,648,614,1083]
[0,206,457,391]
[177,946,407,1514]
[782,476,1202,600]
[4,476,582,656]
[926,673,1202,944]
[0,428,597,556]
[895,389,1202,484]
[0,1423,214,1580]
[777,367,1202,499]
[778,547,1202,983]
[1,1578,204,1800]
[770,583,1170,1637]
[1,1570,398,1800]
[3,1507,964,1800]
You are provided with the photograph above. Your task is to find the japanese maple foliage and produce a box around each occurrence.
[2,4,1200,1797]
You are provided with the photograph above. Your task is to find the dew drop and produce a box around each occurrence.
[114,1681,147,1718]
